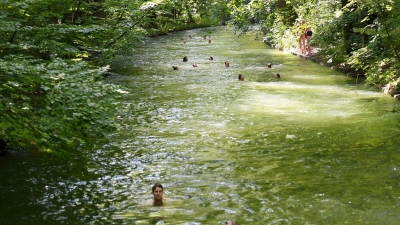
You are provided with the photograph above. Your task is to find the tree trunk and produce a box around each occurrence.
[72,1,82,24]
[341,0,353,55]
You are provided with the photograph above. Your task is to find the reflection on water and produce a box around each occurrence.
[1,27,400,225]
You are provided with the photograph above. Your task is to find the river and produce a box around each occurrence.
[1,26,400,225]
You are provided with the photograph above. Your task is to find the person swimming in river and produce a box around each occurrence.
[274,73,281,79]
[267,63,272,68]
[238,74,244,81]
[152,183,165,207]
[225,61,230,67]
[225,221,236,225]
[193,63,198,67]
[172,66,179,70]
[183,56,188,62]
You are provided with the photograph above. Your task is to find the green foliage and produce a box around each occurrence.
[0,56,125,155]
[0,0,135,155]
[345,0,400,92]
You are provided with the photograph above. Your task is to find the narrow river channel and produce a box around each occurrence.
[1,26,400,225]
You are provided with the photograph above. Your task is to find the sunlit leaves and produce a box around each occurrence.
[0,56,127,154]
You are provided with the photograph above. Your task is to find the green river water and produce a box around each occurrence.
[1,27,400,225]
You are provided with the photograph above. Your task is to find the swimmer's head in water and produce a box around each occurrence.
[152,183,163,200]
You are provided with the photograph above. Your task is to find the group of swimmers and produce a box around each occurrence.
[152,183,236,225]
[172,55,229,70]
[239,65,279,80]
[174,34,281,81]
[181,34,212,44]
[173,53,281,82]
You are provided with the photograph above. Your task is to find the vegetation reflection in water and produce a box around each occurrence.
[1,27,400,225]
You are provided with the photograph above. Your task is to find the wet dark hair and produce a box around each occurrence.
[152,183,163,192]
[183,56,188,62]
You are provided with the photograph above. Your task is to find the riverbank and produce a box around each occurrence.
[264,40,400,99]
[263,38,363,78]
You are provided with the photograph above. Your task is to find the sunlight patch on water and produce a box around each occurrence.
[234,81,384,123]
[291,74,344,79]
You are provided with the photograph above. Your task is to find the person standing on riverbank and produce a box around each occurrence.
[297,20,307,54]
[305,26,313,56]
